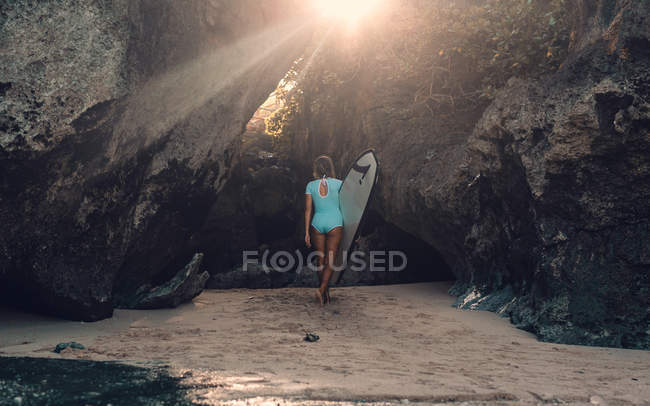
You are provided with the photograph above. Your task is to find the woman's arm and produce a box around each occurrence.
[304,194,313,247]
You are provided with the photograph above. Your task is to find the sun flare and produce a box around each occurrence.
[312,0,383,24]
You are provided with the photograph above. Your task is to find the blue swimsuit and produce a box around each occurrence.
[305,177,343,234]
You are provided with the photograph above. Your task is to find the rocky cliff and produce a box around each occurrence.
[0,0,310,320]
[1,0,647,348]
[282,0,649,348]
[456,0,650,348]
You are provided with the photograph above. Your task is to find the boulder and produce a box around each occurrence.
[0,0,311,320]
[118,253,209,309]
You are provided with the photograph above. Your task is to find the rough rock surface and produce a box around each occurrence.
[0,0,311,320]
[450,0,650,348]
[118,253,208,309]
[288,0,649,348]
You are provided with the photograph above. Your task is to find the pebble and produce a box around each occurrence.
[590,395,606,405]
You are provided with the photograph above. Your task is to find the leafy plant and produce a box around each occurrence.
[406,0,570,106]
[265,0,570,138]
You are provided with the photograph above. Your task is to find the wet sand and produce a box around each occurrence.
[1,282,648,405]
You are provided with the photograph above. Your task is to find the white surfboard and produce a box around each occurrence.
[332,149,379,284]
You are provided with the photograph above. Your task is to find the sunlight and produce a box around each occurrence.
[312,0,383,25]
[106,19,308,165]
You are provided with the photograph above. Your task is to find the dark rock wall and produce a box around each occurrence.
[286,1,649,348]
[457,0,650,348]
[0,0,311,320]
[0,1,131,151]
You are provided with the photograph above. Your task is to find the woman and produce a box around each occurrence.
[304,155,343,305]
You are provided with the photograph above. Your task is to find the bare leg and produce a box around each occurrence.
[311,226,326,304]
[310,226,326,284]
[319,226,343,300]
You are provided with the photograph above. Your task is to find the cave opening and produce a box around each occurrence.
[240,61,301,248]
[237,60,455,286]
[357,209,454,284]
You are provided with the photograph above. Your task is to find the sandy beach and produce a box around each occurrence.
[1,282,648,405]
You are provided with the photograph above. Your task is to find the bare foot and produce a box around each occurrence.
[315,289,324,306]
[325,288,331,304]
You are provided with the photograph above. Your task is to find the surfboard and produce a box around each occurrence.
[332,149,379,284]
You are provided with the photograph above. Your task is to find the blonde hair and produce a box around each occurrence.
[312,155,336,179]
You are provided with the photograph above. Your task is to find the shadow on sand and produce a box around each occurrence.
[0,357,191,405]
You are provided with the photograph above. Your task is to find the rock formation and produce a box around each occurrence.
[285,0,649,348]
[0,0,311,320]
[453,0,650,348]
[117,253,209,309]
[1,0,647,349]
